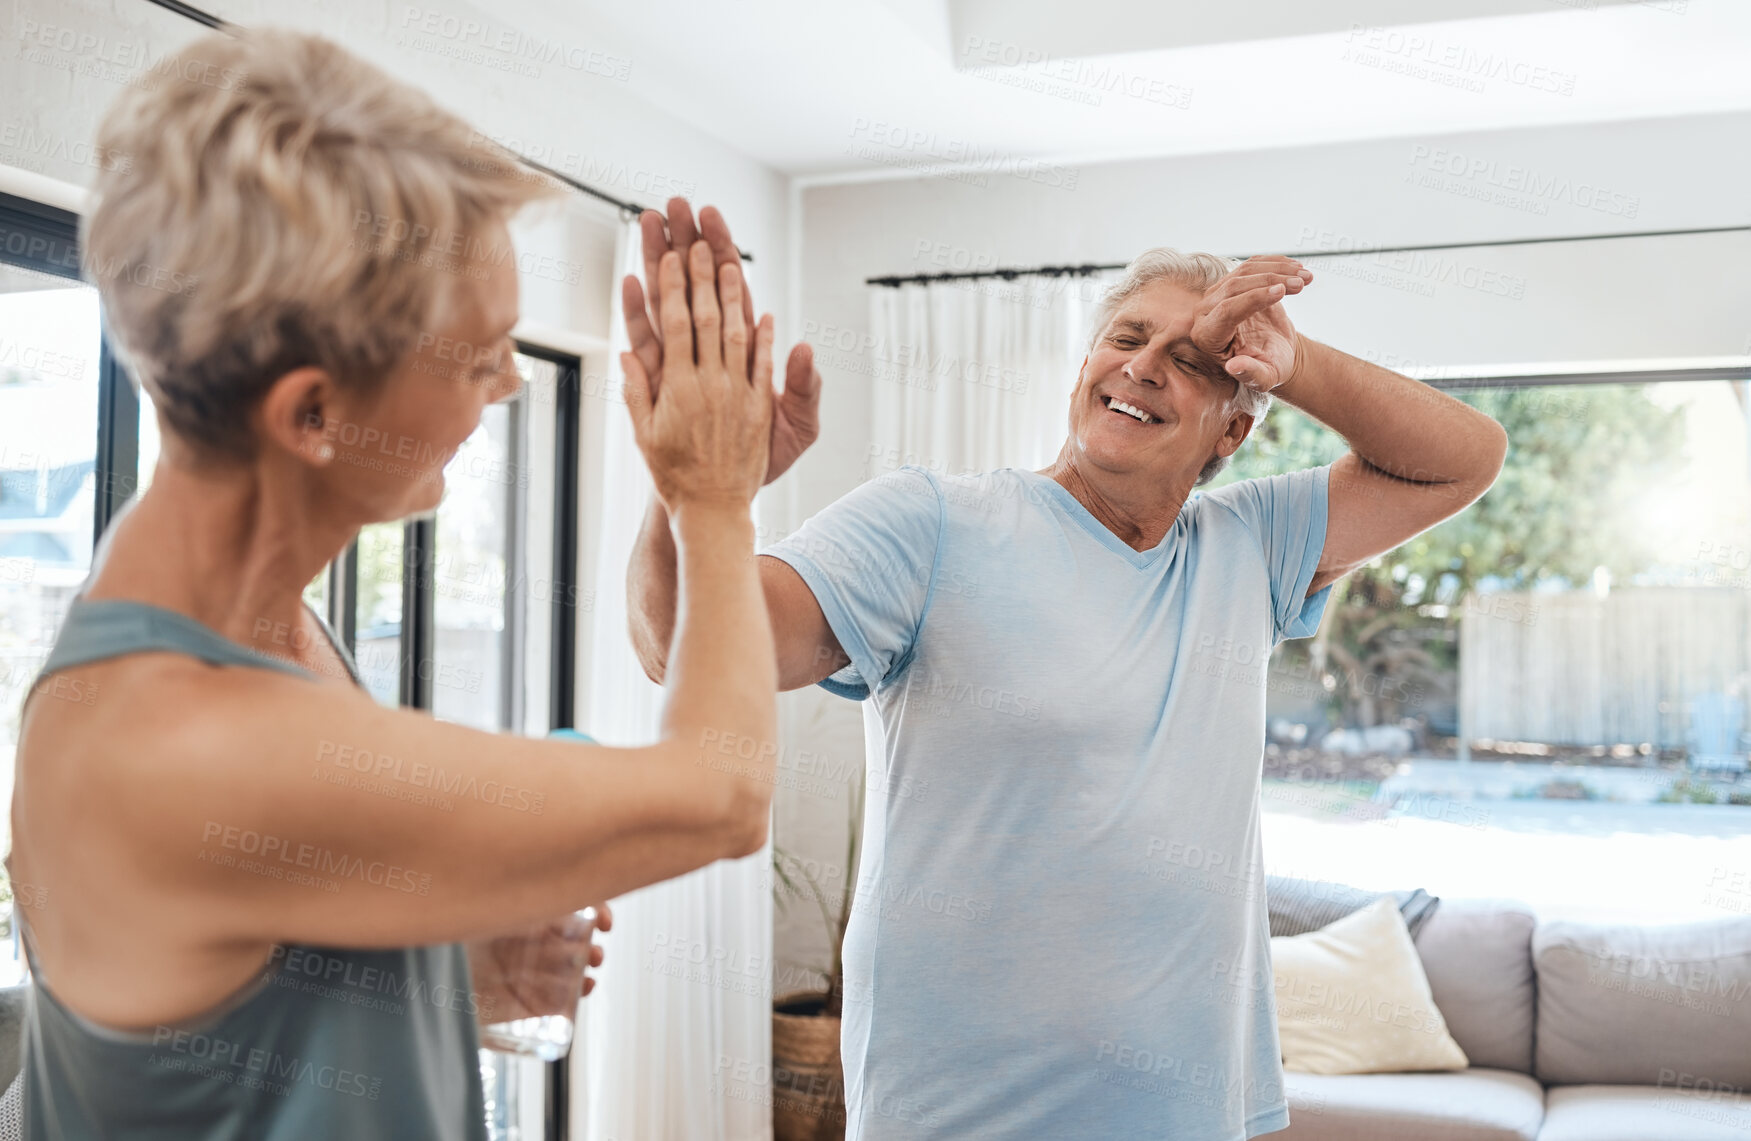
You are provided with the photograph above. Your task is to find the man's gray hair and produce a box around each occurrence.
[1088,247,1272,485]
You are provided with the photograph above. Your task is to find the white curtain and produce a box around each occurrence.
[574,219,773,1140]
[867,272,1116,475]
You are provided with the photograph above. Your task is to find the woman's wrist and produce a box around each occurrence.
[668,497,754,539]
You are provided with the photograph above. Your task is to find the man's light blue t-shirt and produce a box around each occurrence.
[761,462,1333,1141]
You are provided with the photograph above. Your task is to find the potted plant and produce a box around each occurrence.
[770,772,863,1141]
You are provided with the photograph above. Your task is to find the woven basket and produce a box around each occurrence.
[772,991,845,1141]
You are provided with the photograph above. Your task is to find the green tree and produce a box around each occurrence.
[1213,383,1688,730]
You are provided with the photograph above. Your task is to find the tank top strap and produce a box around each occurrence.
[36,597,363,688]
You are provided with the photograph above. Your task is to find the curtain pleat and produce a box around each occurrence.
[868,273,1113,479]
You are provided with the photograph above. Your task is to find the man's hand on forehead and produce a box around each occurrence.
[1190,255,1310,358]
[1189,255,1312,394]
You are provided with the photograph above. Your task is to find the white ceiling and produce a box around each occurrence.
[939,0,1646,56]
[492,0,1751,181]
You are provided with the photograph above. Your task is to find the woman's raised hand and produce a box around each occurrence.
[622,200,820,486]
[622,239,774,512]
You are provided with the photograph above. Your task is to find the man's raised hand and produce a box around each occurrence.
[1189,254,1313,394]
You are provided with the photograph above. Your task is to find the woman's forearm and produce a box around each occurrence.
[660,499,777,848]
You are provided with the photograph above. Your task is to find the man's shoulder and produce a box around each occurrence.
[1192,465,1331,530]
[922,466,1057,519]
[832,465,1050,523]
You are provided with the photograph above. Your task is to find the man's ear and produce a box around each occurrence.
[1214,407,1256,459]
[256,366,342,466]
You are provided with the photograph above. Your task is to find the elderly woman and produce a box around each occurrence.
[9,27,787,1140]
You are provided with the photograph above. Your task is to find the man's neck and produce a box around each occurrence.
[1037,454,1191,552]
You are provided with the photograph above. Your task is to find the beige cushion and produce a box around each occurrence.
[1271,896,1469,1074]
[1277,1068,1543,1141]
[1539,1084,1751,1141]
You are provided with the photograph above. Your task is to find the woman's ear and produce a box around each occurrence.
[257,366,340,466]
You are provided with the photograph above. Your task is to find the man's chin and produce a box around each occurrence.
[1078,429,1154,474]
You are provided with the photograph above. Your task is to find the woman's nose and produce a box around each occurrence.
[487,346,523,404]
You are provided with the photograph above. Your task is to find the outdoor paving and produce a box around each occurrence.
[1374,757,1745,804]
[1262,783,1751,926]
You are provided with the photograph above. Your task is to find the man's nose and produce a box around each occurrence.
[1124,351,1167,388]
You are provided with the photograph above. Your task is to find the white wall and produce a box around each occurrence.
[795,109,1751,504]
[772,108,1751,986]
[3,0,792,343]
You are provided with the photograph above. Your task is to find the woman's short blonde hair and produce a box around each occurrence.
[82,27,562,460]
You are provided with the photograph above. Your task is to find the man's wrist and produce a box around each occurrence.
[1278,334,1312,396]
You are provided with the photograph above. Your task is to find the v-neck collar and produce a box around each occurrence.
[1017,470,1190,569]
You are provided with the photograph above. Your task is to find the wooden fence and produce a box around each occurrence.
[1459,587,1751,748]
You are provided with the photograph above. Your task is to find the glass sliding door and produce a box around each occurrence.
[0,201,103,985]
[433,397,518,732]
[434,353,551,1141]
[354,521,408,706]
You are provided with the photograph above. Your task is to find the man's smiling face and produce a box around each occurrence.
[1066,278,1256,489]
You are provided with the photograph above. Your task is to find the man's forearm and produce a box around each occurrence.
[1274,336,1506,487]
[627,494,680,683]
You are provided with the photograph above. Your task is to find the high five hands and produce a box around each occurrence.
[621,198,822,486]
[1189,255,1314,395]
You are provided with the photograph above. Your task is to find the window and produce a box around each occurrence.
[434,398,518,731]
[354,521,407,706]
[300,346,582,1141]
[434,357,543,1141]
[1227,377,1751,924]
[0,195,102,984]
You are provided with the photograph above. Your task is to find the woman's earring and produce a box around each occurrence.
[316,443,335,462]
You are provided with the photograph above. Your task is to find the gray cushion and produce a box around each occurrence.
[1533,915,1751,1086]
[0,987,22,1093]
[1267,875,1441,939]
[1276,1067,1543,1141]
[1538,1084,1751,1141]
[1412,900,1538,1075]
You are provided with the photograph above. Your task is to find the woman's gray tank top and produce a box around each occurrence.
[19,597,489,1140]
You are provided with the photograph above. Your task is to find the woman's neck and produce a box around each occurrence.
[84,455,357,653]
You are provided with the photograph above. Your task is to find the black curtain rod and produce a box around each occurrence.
[137,0,752,262]
[143,0,224,28]
[866,223,1751,287]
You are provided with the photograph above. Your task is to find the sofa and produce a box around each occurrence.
[0,985,21,1091]
[1269,888,1751,1140]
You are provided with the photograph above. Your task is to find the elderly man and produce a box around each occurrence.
[623,201,1507,1140]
